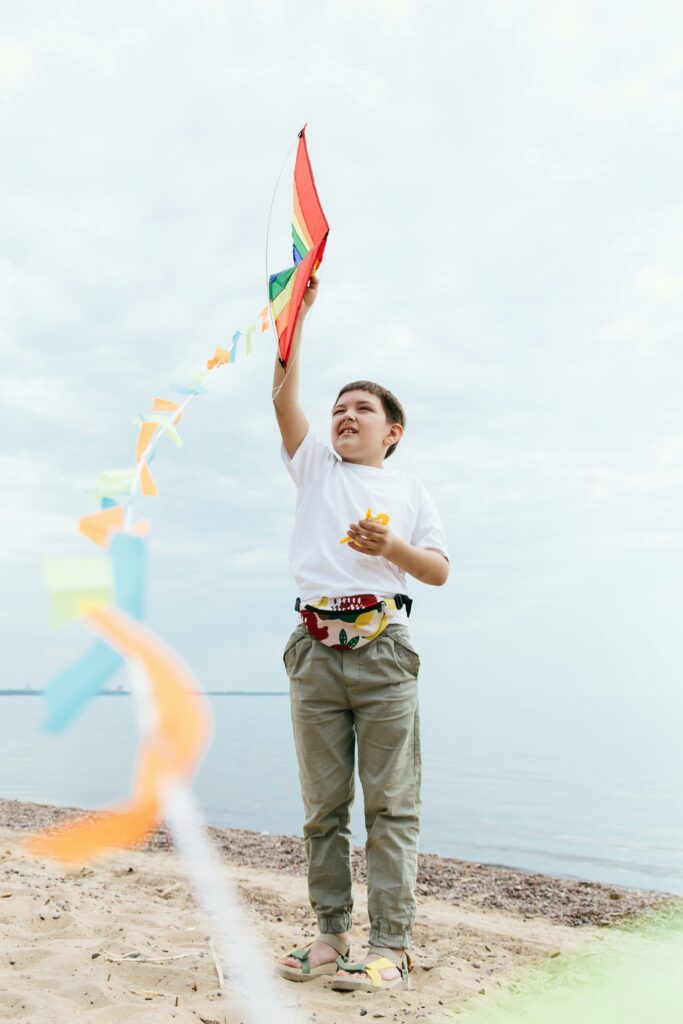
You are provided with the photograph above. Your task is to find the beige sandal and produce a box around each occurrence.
[330,945,412,992]
[276,932,351,983]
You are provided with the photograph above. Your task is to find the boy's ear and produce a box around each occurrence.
[385,423,404,447]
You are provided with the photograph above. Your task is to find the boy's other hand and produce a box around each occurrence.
[346,518,396,559]
[300,274,319,315]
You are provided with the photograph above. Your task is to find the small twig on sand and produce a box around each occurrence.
[158,882,182,899]
[209,939,224,991]
[102,948,196,964]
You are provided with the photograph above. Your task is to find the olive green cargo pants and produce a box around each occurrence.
[283,622,422,949]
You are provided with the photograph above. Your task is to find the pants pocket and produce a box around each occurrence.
[282,627,309,677]
[390,632,420,677]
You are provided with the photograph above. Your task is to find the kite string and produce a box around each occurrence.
[264,133,298,332]
[123,363,218,531]
[270,339,304,404]
[124,126,302,530]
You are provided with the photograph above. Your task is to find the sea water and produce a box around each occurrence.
[0,692,681,895]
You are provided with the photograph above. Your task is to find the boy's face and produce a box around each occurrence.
[331,389,402,466]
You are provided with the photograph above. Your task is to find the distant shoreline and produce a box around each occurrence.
[0,690,289,697]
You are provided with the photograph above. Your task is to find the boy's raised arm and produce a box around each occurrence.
[272,276,318,459]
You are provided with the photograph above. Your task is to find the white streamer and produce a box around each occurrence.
[125,663,297,1023]
[162,780,299,1024]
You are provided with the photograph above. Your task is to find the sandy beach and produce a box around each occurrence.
[0,799,676,1023]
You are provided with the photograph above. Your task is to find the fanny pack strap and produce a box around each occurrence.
[294,594,413,617]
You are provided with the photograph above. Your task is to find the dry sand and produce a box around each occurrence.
[0,799,677,1024]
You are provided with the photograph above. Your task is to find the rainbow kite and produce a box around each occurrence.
[269,125,329,368]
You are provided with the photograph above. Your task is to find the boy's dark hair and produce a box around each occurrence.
[335,381,406,459]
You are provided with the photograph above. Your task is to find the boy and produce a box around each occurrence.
[273,276,449,993]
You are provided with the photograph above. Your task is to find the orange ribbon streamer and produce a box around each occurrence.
[140,463,157,497]
[78,507,149,549]
[207,348,231,370]
[27,607,212,864]
[135,422,157,462]
[152,398,180,413]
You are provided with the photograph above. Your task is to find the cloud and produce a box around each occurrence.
[0,35,36,94]
[636,265,683,304]
[591,436,683,498]
[0,373,95,424]
[0,454,81,565]
[616,531,683,549]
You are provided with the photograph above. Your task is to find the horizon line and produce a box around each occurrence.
[0,689,289,697]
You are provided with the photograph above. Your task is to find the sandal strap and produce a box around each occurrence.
[368,946,412,981]
[288,943,313,975]
[363,961,390,987]
[342,957,397,987]
[285,934,351,975]
[317,932,350,957]
[340,960,374,974]
[368,946,406,969]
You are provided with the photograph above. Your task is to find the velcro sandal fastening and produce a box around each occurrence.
[368,945,412,981]
[276,933,351,984]
[330,948,412,993]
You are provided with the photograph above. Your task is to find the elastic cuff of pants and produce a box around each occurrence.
[369,927,412,950]
[317,913,353,936]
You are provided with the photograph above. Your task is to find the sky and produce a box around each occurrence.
[1,0,682,701]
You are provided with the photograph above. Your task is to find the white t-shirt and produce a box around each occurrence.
[281,429,449,624]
